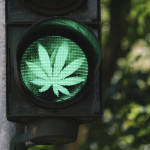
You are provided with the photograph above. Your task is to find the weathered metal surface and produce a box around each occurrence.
[27,118,79,145]
[6,0,102,126]
[7,0,98,22]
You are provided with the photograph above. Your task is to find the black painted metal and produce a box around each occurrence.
[6,0,98,23]
[27,118,79,145]
[6,0,102,147]
[98,0,103,116]
[5,0,103,147]
[20,0,87,16]
[10,118,79,148]
[6,23,101,125]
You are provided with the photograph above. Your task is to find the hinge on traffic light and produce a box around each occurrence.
[84,19,100,29]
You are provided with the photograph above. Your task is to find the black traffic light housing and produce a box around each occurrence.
[6,0,102,145]
[19,0,87,16]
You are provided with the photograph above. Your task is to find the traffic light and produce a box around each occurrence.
[6,0,102,145]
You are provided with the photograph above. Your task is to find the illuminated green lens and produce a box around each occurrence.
[20,36,88,103]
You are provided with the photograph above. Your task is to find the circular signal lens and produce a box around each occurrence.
[16,17,102,108]
[29,0,77,10]
[20,36,88,103]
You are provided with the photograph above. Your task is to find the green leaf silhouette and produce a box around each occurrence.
[26,42,85,97]
[26,62,49,80]
[53,42,68,77]
[58,57,85,80]
[38,43,52,78]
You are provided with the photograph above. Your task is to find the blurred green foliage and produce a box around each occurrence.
[28,0,150,150]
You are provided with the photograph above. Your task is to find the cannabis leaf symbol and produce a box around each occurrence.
[26,42,85,97]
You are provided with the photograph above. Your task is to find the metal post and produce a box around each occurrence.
[0,0,25,149]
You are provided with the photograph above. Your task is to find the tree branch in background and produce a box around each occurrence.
[103,0,131,91]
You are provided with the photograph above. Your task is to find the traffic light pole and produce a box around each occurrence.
[10,133,34,150]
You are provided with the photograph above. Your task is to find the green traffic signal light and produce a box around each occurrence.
[20,36,88,103]
[15,17,102,108]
